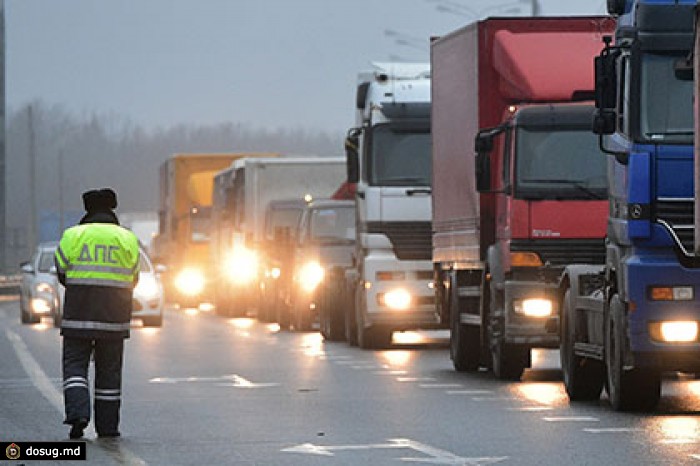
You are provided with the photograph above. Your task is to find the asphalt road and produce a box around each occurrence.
[2,299,700,465]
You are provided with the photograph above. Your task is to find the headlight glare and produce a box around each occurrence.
[514,298,552,318]
[175,268,205,296]
[31,298,52,314]
[380,288,412,310]
[299,261,324,292]
[224,248,259,284]
[652,321,699,343]
[135,274,160,300]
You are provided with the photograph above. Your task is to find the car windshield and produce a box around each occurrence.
[309,207,355,243]
[639,53,694,144]
[516,127,607,200]
[368,124,431,186]
[38,250,56,273]
[266,208,304,240]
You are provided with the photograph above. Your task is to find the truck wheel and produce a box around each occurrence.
[293,301,312,332]
[322,281,346,341]
[358,325,392,350]
[345,283,358,346]
[449,279,480,372]
[277,302,291,331]
[491,337,529,380]
[560,289,604,401]
[605,294,661,411]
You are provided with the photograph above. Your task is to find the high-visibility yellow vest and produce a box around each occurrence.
[55,224,140,288]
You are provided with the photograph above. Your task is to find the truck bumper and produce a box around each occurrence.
[360,257,440,330]
[504,279,560,348]
[626,255,700,369]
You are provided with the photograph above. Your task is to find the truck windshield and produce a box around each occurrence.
[266,208,304,241]
[639,53,693,144]
[516,128,607,200]
[190,207,211,243]
[309,207,355,243]
[368,124,431,187]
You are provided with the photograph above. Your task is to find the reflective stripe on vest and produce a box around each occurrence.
[61,320,131,332]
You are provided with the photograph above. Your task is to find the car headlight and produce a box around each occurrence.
[298,261,324,292]
[174,268,205,296]
[224,248,259,284]
[378,288,412,310]
[135,274,160,301]
[31,297,52,314]
[514,298,553,318]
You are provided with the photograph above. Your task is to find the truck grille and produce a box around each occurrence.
[510,239,606,266]
[366,222,432,260]
[655,198,694,252]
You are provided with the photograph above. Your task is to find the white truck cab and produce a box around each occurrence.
[344,62,440,349]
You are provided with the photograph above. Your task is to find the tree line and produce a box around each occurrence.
[5,101,344,268]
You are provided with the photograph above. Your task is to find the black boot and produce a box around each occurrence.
[69,418,88,439]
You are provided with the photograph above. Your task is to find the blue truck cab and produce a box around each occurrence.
[559,0,698,411]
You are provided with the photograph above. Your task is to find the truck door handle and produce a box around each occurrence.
[407,189,432,196]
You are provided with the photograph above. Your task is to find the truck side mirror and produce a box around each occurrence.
[592,109,616,135]
[474,128,501,193]
[593,41,619,135]
[475,151,492,193]
[345,129,361,184]
[674,56,693,81]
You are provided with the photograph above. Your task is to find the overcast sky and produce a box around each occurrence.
[6,0,608,135]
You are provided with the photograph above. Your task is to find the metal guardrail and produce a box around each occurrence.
[0,274,21,295]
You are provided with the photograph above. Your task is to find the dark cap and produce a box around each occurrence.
[82,188,117,212]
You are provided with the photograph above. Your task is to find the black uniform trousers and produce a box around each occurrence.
[62,337,124,435]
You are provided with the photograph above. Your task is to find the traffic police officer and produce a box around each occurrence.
[55,188,140,439]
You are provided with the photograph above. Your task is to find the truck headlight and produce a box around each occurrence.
[650,321,699,343]
[378,288,412,310]
[299,261,324,292]
[224,248,259,284]
[175,268,205,296]
[514,298,552,317]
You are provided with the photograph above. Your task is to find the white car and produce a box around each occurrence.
[132,249,165,327]
[19,242,62,326]
[52,247,165,327]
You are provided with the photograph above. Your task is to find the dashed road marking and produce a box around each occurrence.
[419,383,463,389]
[544,416,599,422]
[583,427,642,433]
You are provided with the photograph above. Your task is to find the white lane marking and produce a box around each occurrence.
[446,390,494,395]
[419,383,463,389]
[507,406,553,412]
[397,377,436,382]
[583,428,643,433]
[5,329,63,411]
[282,437,508,464]
[472,397,514,402]
[374,370,408,375]
[544,416,599,422]
[5,328,147,465]
[150,373,278,387]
